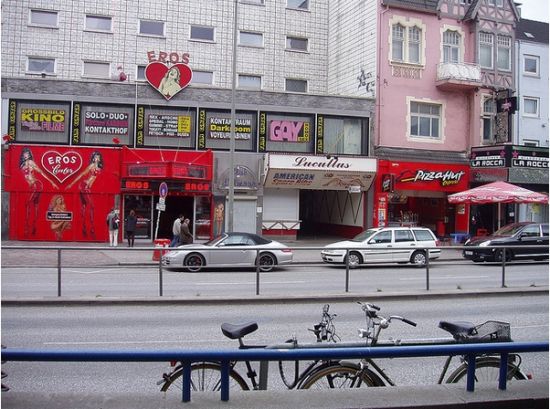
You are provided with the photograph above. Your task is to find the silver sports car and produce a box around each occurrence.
[161,232,293,272]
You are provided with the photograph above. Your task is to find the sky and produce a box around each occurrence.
[517,0,549,23]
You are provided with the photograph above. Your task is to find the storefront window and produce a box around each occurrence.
[321,116,366,155]
[195,196,212,240]
[74,103,134,146]
[136,105,196,148]
[198,109,256,151]
[260,112,315,153]
[124,195,152,239]
[13,100,70,144]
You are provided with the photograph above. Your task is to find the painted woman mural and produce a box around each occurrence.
[19,147,58,236]
[48,194,72,240]
[66,151,104,238]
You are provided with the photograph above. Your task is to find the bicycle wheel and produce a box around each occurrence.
[160,362,249,394]
[300,363,381,389]
[446,356,527,384]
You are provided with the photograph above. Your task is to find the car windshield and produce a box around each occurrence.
[493,224,526,236]
[203,235,224,246]
[351,229,378,242]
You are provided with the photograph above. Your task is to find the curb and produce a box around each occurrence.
[2,287,547,306]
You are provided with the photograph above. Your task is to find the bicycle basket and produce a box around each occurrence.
[472,321,511,342]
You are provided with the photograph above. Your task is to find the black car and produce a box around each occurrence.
[463,222,549,262]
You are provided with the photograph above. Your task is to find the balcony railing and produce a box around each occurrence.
[436,62,481,91]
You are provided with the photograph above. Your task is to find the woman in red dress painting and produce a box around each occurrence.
[66,151,103,238]
[19,147,58,237]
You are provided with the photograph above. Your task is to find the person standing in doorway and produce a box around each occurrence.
[170,214,184,247]
[180,218,194,244]
[106,208,120,246]
[125,209,137,247]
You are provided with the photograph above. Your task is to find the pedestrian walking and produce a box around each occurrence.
[125,210,138,247]
[180,218,194,244]
[170,214,184,247]
[106,208,120,246]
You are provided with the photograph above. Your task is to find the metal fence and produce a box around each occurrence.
[2,341,548,402]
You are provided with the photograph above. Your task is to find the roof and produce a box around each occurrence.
[516,19,549,44]
[464,0,520,22]
[382,0,438,13]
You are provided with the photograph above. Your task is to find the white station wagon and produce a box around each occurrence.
[321,227,441,267]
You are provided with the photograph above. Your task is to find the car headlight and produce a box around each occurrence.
[478,241,492,247]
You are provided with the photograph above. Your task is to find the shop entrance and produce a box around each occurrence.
[153,195,194,241]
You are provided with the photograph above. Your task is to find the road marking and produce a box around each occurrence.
[44,339,231,346]
[195,281,306,286]
[65,269,121,274]
[399,275,489,281]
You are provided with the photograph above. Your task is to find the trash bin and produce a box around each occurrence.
[152,238,171,261]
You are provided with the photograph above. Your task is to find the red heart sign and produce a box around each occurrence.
[41,151,83,184]
[145,62,193,100]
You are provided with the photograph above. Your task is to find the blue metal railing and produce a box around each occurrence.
[2,341,548,402]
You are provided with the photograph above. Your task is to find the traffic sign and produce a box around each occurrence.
[159,182,168,198]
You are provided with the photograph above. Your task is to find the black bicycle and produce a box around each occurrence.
[300,302,528,388]
[158,304,347,394]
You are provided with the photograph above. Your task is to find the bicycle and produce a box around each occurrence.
[158,304,347,394]
[299,302,528,388]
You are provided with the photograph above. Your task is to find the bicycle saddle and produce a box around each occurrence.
[221,322,258,339]
[438,320,476,340]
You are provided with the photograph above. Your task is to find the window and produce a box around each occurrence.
[83,61,110,78]
[286,36,308,51]
[241,0,265,4]
[285,78,307,93]
[287,0,309,10]
[137,65,146,81]
[190,25,214,41]
[371,231,391,244]
[443,30,460,63]
[27,57,55,74]
[238,74,261,89]
[523,97,539,117]
[391,23,423,64]
[29,10,58,27]
[410,101,441,139]
[496,35,511,71]
[524,55,540,76]
[139,20,164,36]
[239,31,263,47]
[323,116,366,155]
[85,15,112,31]
[395,230,414,242]
[192,70,214,85]
[482,97,496,143]
[408,27,421,64]
[523,140,539,147]
[392,24,404,61]
[479,32,493,68]
[413,229,436,242]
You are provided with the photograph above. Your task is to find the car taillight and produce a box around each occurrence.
[170,360,178,367]
[435,240,441,247]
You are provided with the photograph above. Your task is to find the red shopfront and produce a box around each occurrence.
[373,160,470,238]
[4,143,213,242]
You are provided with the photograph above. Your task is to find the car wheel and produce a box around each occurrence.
[410,250,427,267]
[494,250,512,263]
[184,253,205,272]
[346,252,363,268]
[257,252,276,272]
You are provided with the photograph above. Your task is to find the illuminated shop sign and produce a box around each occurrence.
[208,117,252,140]
[145,50,193,101]
[84,111,129,135]
[123,180,151,190]
[21,108,66,132]
[148,114,191,137]
[269,120,310,142]
[470,145,549,169]
[397,169,465,187]
[126,163,206,179]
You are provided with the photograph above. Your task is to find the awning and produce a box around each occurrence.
[263,154,377,191]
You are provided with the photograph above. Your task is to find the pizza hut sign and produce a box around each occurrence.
[41,151,83,183]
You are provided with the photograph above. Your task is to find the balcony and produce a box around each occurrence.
[436,62,481,91]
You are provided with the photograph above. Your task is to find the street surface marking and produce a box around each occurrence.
[399,275,489,280]
[195,280,306,286]
[44,339,232,346]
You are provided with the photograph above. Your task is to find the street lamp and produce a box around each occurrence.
[227,0,238,232]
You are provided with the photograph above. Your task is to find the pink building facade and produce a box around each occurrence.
[372,0,522,238]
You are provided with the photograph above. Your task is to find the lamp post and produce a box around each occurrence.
[227,0,238,232]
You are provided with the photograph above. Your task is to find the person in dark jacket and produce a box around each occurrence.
[125,210,138,247]
[180,218,193,244]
